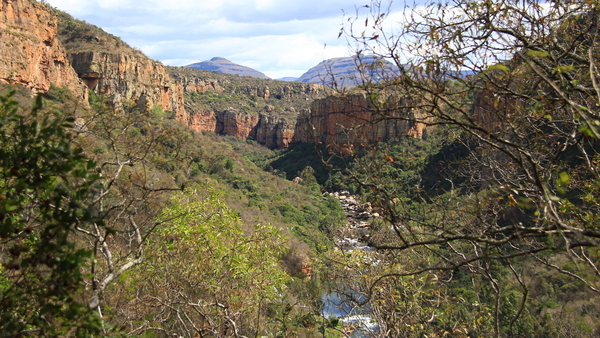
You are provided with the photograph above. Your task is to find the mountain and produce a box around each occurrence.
[276,77,299,82]
[297,56,399,87]
[185,57,270,79]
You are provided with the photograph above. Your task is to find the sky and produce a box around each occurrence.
[44,0,407,79]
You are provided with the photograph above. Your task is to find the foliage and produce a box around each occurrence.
[0,92,102,336]
[53,9,145,56]
[45,81,346,334]
[320,0,600,336]
[106,187,293,337]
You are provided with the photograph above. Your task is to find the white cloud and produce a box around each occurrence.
[45,0,409,77]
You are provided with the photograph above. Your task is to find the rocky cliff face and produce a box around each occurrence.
[0,0,86,99]
[170,67,323,149]
[185,107,295,149]
[0,1,423,151]
[176,67,424,148]
[292,93,426,145]
[68,51,184,118]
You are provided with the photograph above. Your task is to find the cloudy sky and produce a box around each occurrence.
[44,0,407,79]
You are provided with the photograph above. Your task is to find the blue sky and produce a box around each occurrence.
[44,0,408,79]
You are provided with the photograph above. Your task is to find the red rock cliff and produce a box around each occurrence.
[174,74,320,149]
[292,93,426,146]
[185,107,295,149]
[69,51,184,118]
[0,0,87,99]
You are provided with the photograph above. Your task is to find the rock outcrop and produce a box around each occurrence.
[185,108,296,149]
[292,93,426,146]
[0,1,425,150]
[0,0,86,99]
[68,51,184,118]
[179,77,223,93]
[171,68,323,149]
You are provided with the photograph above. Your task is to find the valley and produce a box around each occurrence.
[1,0,600,337]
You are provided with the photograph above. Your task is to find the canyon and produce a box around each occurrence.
[0,0,427,149]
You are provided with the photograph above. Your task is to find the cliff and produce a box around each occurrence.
[0,1,421,150]
[186,108,296,148]
[68,52,184,118]
[170,67,324,149]
[0,0,86,99]
[292,93,426,146]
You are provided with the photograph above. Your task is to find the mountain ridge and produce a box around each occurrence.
[185,57,271,79]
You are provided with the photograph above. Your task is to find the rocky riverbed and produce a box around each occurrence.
[330,190,380,252]
[322,190,382,337]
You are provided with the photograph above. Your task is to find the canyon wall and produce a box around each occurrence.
[184,107,296,149]
[69,51,184,118]
[292,93,426,146]
[0,0,423,150]
[173,73,320,148]
[179,82,425,149]
[0,0,86,99]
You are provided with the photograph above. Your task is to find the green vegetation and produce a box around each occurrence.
[0,91,102,336]
[53,8,146,56]
[110,187,292,336]
[316,0,600,336]
[0,82,345,336]
[5,0,600,336]
[169,66,328,121]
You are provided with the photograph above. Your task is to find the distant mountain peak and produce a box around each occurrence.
[298,55,398,88]
[185,57,270,79]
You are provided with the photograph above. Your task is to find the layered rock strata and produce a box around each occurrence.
[68,51,184,118]
[292,93,426,146]
[0,0,86,99]
[185,108,296,149]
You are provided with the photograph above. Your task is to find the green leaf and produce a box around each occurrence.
[557,171,571,186]
[487,63,509,72]
[553,65,576,74]
[526,50,549,58]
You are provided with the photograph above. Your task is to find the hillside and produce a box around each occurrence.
[2,0,600,337]
[0,2,346,336]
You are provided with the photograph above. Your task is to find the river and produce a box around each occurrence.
[320,191,381,337]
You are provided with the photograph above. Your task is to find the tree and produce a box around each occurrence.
[70,94,187,326]
[0,93,102,336]
[105,186,291,337]
[324,0,600,336]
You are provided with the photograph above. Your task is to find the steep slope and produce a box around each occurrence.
[170,67,325,149]
[0,0,423,151]
[0,0,86,99]
[292,93,427,145]
[54,10,184,118]
[185,57,270,79]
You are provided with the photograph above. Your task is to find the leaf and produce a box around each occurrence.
[487,64,509,72]
[526,50,549,58]
[553,65,576,74]
[557,171,571,186]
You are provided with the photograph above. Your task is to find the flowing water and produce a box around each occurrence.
[320,191,381,337]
